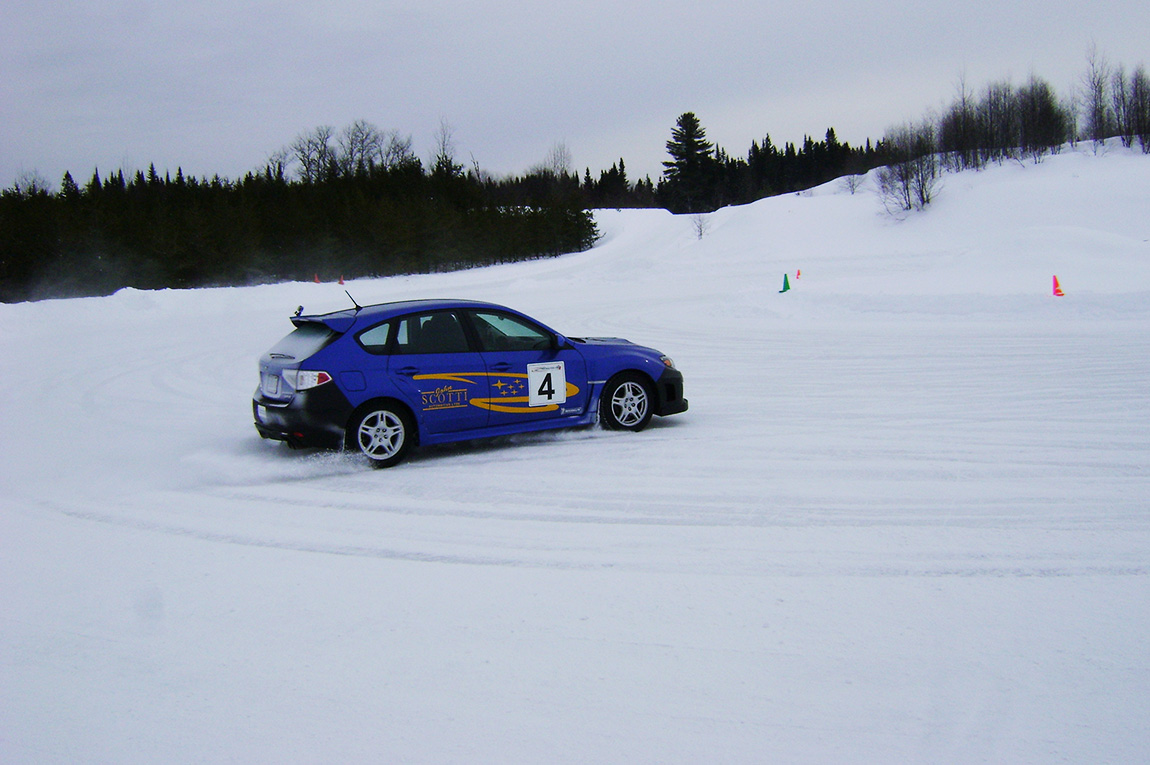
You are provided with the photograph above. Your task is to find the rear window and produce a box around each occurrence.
[356,321,393,354]
[269,322,337,360]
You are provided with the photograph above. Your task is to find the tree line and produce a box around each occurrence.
[663,55,1149,217]
[0,125,598,303]
[657,114,890,213]
[0,116,892,303]
[875,52,1149,212]
[3,54,1148,301]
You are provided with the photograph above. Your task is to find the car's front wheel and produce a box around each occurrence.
[349,403,413,468]
[600,373,653,431]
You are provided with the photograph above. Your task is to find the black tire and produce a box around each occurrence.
[599,372,653,431]
[348,402,413,468]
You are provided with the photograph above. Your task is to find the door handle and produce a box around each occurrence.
[396,366,420,377]
[490,362,513,372]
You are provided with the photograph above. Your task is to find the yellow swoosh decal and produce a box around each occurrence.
[410,373,580,414]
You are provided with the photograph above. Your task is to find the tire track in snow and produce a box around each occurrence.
[23,487,1149,578]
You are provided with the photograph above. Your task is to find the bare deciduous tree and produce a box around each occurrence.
[338,120,385,175]
[1112,66,1134,147]
[1018,76,1071,160]
[12,169,53,196]
[266,147,290,180]
[1082,44,1114,146]
[691,213,710,239]
[939,73,981,170]
[979,80,1019,163]
[1132,65,1150,152]
[382,132,417,170]
[291,125,336,183]
[876,121,941,214]
[280,122,417,180]
[431,119,463,178]
[840,174,866,194]
[530,141,573,177]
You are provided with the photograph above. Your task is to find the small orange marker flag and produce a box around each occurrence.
[1053,275,1065,297]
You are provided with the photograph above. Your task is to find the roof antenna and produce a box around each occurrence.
[345,290,362,312]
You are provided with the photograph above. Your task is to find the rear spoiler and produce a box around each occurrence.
[290,291,363,334]
[290,308,358,334]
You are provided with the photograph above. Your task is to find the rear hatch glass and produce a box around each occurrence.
[259,323,338,400]
[266,322,337,362]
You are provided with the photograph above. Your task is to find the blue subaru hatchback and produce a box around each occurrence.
[253,299,687,467]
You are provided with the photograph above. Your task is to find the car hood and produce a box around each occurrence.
[569,336,635,346]
[569,336,668,361]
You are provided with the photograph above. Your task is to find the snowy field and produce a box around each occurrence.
[3,144,1149,763]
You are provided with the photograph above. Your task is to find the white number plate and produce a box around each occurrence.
[527,361,566,407]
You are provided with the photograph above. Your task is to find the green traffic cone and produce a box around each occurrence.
[779,273,791,293]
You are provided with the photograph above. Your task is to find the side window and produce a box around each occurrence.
[471,311,554,352]
[356,321,393,354]
[394,311,470,354]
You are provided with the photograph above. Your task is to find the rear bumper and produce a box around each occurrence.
[252,384,353,449]
[654,367,688,417]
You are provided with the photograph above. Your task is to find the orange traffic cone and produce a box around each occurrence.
[796,269,801,280]
[314,273,321,284]
[1053,275,1065,297]
[338,275,344,285]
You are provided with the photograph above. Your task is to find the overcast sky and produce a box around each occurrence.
[3,1,1147,190]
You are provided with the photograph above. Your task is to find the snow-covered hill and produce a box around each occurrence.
[3,143,1149,763]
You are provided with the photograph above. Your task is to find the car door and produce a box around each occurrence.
[387,310,490,435]
[466,309,589,427]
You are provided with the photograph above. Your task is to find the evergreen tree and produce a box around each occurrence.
[59,172,80,201]
[660,112,719,213]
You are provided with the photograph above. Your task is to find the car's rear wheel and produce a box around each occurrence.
[349,403,413,468]
[600,373,653,431]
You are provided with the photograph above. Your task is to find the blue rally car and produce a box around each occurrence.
[253,299,687,467]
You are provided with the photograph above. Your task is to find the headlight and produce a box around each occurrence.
[660,356,676,369]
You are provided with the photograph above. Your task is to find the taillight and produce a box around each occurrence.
[284,369,332,391]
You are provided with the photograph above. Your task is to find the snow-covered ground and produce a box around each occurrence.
[3,143,1149,763]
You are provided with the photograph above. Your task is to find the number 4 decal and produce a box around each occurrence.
[527,361,566,407]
